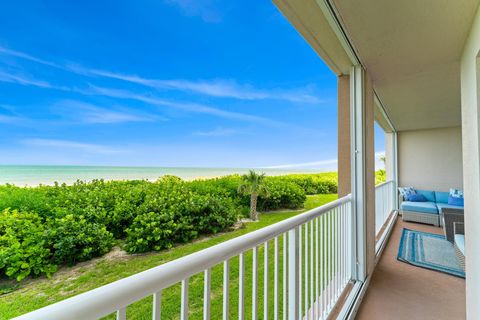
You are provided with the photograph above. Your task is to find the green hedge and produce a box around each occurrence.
[0,172,338,281]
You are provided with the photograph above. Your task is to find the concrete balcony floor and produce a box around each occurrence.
[356,219,466,320]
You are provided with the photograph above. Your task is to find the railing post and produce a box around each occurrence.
[287,227,299,320]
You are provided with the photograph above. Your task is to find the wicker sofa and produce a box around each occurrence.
[399,189,464,227]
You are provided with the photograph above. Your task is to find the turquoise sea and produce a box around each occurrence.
[0,165,322,186]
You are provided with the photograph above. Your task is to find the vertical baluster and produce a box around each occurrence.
[315,217,319,319]
[337,208,340,297]
[288,227,299,320]
[264,241,269,320]
[239,253,245,320]
[283,233,287,320]
[341,204,346,288]
[298,225,303,320]
[223,260,230,320]
[117,308,126,320]
[333,209,337,299]
[204,269,211,320]
[274,237,279,320]
[326,211,332,313]
[153,291,162,320]
[181,278,189,320]
[339,206,343,291]
[304,223,308,319]
[382,187,385,226]
[320,214,325,319]
[253,246,258,320]
[344,202,350,283]
[343,202,350,285]
[309,220,315,319]
[333,209,337,300]
[335,206,342,297]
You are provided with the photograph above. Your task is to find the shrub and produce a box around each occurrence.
[45,214,114,265]
[125,185,237,253]
[270,173,338,195]
[257,179,306,211]
[0,209,56,281]
[0,185,52,217]
[375,170,386,185]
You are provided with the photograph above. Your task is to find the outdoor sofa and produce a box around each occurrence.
[399,189,464,227]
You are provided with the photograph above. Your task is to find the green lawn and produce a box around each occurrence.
[0,194,338,319]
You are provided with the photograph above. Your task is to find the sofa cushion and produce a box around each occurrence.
[401,201,439,214]
[437,203,464,213]
[416,189,436,202]
[435,191,450,204]
[454,234,465,255]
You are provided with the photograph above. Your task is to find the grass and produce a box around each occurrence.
[0,194,338,319]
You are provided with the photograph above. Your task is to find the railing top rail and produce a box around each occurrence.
[16,194,352,320]
[375,180,395,189]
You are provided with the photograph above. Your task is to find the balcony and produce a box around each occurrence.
[357,219,466,320]
[9,0,480,318]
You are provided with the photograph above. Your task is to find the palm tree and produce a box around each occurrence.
[379,155,386,166]
[238,170,269,221]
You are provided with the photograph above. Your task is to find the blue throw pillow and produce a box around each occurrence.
[448,195,464,206]
[407,194,427,202]
[399,187,416,200]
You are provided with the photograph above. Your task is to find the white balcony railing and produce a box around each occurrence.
[15,195,353,320]
[375,180,396,237]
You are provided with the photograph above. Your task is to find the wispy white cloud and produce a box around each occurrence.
[0,46,324,104]
[0,70,55,89]
[0,114,26,124]
[0,105,26,124]
[86,85,286,125]
[264,159,338,169]
[0,46,59,68]
[21,138,120,154]
[54,100,166,124]
[164,0,222,23]
[78,69,323,104]
[193,127,240,137]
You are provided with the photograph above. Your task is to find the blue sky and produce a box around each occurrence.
[0,0,384,169]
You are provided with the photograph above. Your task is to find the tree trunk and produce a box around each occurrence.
[250,193,258,220]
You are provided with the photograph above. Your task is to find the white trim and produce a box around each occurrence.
[335,281,363,320]
[375,211,398,259]
[316,0,361,67]
[393,131,399,210]
[350,65,367,282]
[345,275,372,320]
[374,92,396,132]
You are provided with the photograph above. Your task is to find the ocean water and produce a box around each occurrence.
[0,165,322,186]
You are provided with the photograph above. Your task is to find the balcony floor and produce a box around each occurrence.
[356,218,466,320]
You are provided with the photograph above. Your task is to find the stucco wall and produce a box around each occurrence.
[461,4,480,319]
[398,127,463,191]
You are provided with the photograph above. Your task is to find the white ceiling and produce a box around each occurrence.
[332,0,479,131]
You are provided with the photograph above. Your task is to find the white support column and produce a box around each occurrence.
[350,65,367,282]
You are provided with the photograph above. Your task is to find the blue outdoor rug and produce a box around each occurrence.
[397,228,465,278]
